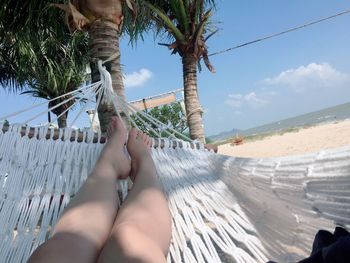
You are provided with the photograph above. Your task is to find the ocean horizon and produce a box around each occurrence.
[242,101,350,137]
[209,101,350,141]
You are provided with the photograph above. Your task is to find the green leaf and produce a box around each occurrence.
[178,0,189,34]
[131,102,188,138]
[142,1,185,42]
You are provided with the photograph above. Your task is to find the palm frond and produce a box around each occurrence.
[142,1,185,42]
[192,9,211,47]
[177,0,190,34]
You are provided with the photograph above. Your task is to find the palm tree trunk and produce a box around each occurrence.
[89,20,128,133]
[182,54,206,143]
[49,100,70,128]
[57,112,68,128]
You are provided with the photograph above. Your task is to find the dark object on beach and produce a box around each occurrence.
[267,226,350,263]
[231,134,244,146]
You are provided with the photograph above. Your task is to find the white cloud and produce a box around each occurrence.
[225,92,268,108]
[225,94,242,108]
[245,92,268,104]
[124,68,153,88]
[263,63,349,92]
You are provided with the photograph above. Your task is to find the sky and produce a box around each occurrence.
[1,0,350,136]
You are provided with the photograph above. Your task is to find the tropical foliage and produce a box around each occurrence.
[1,0,149,129]
[54,0,150,132]
[132,102,188,138]
[141,0,217,143]
[0,1,89,127]
[1,0,218,137]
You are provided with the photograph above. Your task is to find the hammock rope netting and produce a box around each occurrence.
[0,61,349,263]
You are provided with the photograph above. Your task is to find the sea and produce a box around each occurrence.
[242,101,350,137]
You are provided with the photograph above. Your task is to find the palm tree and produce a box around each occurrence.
[141,0,217,143]
[1,0,148,131]
[1,1,65,88]
[53,0,149,132]
[0,1,89,128]
[20,34,89,127]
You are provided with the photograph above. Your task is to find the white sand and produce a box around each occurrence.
[218,119,350,158]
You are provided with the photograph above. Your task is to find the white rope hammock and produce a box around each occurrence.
[0,61,349,263]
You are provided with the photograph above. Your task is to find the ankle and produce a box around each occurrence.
[132,155,154,172]
[135,153,153,165]
[104,141,124,153]
[91,164,116,180]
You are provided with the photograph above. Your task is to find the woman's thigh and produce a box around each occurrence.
[28,232,101,263]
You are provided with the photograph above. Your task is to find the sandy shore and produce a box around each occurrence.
[218,119,350,158]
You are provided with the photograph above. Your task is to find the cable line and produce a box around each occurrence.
[209,9,350,57]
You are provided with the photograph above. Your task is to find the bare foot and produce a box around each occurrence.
[126,128,153,181]
[101,117,131,179]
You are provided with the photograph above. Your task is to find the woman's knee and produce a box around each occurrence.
[99,223,167,263]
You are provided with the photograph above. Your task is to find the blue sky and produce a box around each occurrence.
[1,0,350,136]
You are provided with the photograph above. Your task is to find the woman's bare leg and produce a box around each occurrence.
[28,117,130,263]
[98,128,172,263]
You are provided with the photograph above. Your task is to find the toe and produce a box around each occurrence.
[147,137,153,148]
[114,117,125,132]
[145,135,150,146]
[107,117,118,137]
[128,128,138,141]
[110,116,117,127]
[113,119,118,130]
[141,133,148,144]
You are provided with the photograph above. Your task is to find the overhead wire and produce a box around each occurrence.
[209,9,350,57]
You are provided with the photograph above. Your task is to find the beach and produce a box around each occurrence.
[218,119,350,158]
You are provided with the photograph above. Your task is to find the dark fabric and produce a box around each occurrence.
[267,227,350,263]
[299,226,350,263]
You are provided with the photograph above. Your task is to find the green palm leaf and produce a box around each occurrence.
[142,1,185,42]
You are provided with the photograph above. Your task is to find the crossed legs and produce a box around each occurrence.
[97,125,172,263]
[28,117,172,263]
